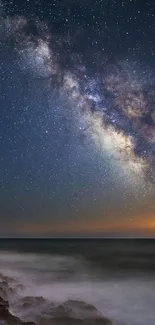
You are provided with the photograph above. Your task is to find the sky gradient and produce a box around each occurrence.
[1,0,155,237]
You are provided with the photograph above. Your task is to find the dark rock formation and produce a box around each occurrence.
[0,296,35,325]
[37,300,112,325]
[0,277,15,284]
[0,296,112,325]
[0,287,7,300]
[0,297,9,310]
[0,281,14,299]
[20,296,45,308]
[0,271,113,325]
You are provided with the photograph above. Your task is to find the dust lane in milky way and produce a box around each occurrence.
[1,0,155,236]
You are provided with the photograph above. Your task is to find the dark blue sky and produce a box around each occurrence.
[1,0,155,236]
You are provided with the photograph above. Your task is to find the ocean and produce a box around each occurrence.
[0,239,155,325]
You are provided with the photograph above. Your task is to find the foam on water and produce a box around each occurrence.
[0,251,155,325]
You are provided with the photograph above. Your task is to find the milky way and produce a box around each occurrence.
[1,2,155,185]
[1,0,155,235]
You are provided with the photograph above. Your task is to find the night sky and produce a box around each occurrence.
[1,0,155,237]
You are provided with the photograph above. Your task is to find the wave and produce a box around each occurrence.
[0,251,154,325]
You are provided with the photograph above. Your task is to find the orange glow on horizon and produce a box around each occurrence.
[8,212,155,236]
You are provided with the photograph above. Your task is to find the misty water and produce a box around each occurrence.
[0,239,155,325]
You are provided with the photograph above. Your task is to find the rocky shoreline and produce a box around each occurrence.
[0,273,112,325]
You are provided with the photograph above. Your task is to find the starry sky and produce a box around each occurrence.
[1,0,155,237]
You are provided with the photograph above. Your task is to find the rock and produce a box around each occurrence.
[0,297,9,310]
[38,315,112,325]
[15,284,24,291]
[59,300,99,316]
[0,309,36,325]
[37,300,112,325]
[0,283,9,291]
[51,300,109,319]
[0,296,36,325]
[20,296,45,309]
[0,282,14,297]
[0,290,7,301]
[0,274,23,298]
[0,277,15,284]
[0,294,112,325]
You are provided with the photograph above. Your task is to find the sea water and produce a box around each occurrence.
[0,239,155,325]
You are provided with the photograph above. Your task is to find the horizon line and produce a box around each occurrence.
[0,236,155,239]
